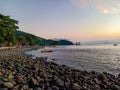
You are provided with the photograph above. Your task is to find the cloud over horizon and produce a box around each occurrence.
[70,0,120,14]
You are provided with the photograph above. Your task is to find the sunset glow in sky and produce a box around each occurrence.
[1,0,120,42]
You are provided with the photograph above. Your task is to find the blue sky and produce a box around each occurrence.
[1,0,120,42]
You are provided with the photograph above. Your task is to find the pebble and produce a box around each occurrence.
[72,83,81,90]
[3,82,14,88]
[108,85,120,90]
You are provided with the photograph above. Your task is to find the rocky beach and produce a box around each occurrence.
[0,47,120,90]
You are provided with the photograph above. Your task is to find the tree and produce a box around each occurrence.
[0,13,19,46]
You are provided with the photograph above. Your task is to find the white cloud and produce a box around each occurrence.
[70,0,120,14]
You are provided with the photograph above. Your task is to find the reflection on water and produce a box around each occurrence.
[26,45,120,75]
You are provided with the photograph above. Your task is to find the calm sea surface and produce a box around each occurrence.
[26,45,120,75]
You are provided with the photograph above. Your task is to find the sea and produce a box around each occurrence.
[25,45,120,75]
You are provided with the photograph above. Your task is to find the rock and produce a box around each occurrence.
[108,85,120,90]
[56,78,64,87]
[29,78,38,86]
[16,75,24,83]
[0,72,3,76]
[23,85,29,90]
[3,88,8,90]
[99,83,106,89]
[65,82,70,89]
[3,78,9,82]
[32,78,38,85]
[34,87,42,90]
[94,85,101,90]
[0,80,4,85]
[72,83,81,90]
[52,85,59,90]
[29,88,34,90]
[13,85,20,90]
[8,73,14,80]
[98,74,108,81]
[45,87,53,90]
[93,78,100,84]
[3,82,14,88]
[58,70,64,75]
[118,73,120,78]
[0,66,5,73]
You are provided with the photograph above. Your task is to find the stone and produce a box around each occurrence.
[0,66,5,73]
[94,85,101,90]
[98,74,108,81]
[45,87,53,90]
[52,85,59,90]
[56,78,64,87]
[94,78,100,84]
[16,75,24,83]
[29,78,38,86]
[34,87,42,90]
[23,85,29,90]
[0,72,3,76]
[8,73,14,80]
[3,88,8,90]
[72,83,81,90]
[3,78,9,82]
[3,82,14,88]
[108,85,120,90]
[31,78,38,85]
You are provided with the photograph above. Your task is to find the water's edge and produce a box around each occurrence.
[25,45,120,75]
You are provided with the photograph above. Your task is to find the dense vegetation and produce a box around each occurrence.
[15,30,46,46]
[0,13,19,46]
[15,31,73,46]
[0,13,73,46]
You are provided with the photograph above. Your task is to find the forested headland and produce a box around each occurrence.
[0,13,73,47]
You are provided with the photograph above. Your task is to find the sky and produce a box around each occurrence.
[0,0,120,42]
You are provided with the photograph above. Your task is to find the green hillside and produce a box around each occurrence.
[15,30,45,45]
[15,30,73,46]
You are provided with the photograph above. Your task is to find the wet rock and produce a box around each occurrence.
[8,73,14,80]
[29,78,38,87]
[56,78,64,87]
[99,83,106,89]
[23,85,29,90]
[3,78,9,82]
[45,87,53,90]
[34,87,41,90]
[51,85,59,90]
[13,85,20,90]
[0,80,4,85]
[0,66,5,73]
[0,72,3,76]
[3,82,14,88]
[94,85,101,90]
[118,73,120,78]
[72,83,81,90]
[93,78,100,84]
[98,74,108,81]
[16,75,24,83]
[108,85,120,90]
[58,70,64,75]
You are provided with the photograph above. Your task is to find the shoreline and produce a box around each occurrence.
[0,47,120,90]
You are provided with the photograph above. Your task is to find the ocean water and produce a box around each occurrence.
[25,45,120,75]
